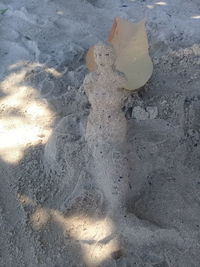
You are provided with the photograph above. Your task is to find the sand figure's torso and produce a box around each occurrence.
[84,48,128,146]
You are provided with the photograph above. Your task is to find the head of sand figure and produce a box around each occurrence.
[94,44,116,72]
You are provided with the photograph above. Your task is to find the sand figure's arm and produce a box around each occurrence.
[114,70,128,89]
[83,72,98,96]
[114,71,130,102]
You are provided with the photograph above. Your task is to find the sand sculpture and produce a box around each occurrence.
[46,42,150,217]
[44,19,154,216]
[84,43,131,216]
[43,43,187,265]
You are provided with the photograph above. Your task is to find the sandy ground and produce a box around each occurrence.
[0,0,200,266]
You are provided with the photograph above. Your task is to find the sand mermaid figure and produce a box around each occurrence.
[83,43,131,216]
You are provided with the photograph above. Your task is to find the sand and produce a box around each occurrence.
[0,0,200,266]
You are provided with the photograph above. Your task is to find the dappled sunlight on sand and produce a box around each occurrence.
[56,10,64,15]
[155,1,168,6]
[9,60,119,264]
[146,1,168,9]
[18,193,119,266]
[18,194,36,206]
[53,210,119,266]
[145,1,168,9]
[146,5,154,9]
[8,61,63,77]
[0,63,56,163]
[191,15,200,19]
[30,207,51,230]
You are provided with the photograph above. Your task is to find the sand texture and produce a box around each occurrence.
[0,0,200,266]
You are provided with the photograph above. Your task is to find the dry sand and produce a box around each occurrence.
[0,0,200,266]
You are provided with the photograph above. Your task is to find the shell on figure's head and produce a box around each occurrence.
[94,43,116,68]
